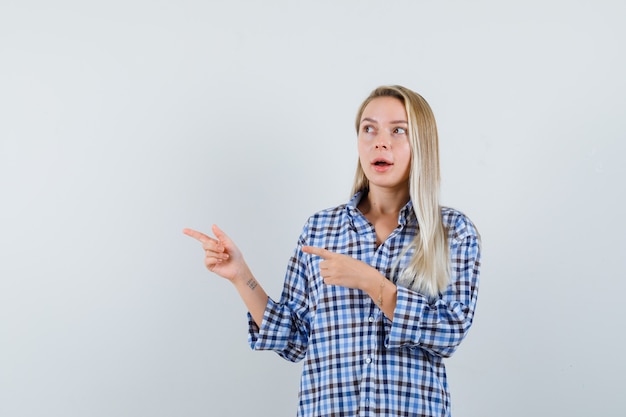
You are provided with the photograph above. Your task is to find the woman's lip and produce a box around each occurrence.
[371,162,393,172]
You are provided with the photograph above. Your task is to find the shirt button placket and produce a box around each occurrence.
[361,314,376,414]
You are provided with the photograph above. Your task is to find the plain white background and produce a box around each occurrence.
[1,1,625,416]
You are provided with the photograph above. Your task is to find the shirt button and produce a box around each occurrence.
[368,316,374,323]
[365,357,372,364]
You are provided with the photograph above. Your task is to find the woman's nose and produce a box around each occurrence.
[375,134,390,149]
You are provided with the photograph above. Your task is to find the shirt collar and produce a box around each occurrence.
[346,191,418,230]
[398,199,417,226]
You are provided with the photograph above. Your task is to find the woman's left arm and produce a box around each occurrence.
[302,213,481,359]
[387,234,481,358]
[303,231,481,358]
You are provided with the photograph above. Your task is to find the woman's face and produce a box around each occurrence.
[357,96,412,192]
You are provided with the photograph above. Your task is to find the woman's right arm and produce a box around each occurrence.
[183,225,269,328]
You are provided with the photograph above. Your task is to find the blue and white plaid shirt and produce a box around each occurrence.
[249,192,481,416]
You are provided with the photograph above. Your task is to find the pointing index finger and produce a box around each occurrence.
[182,228,212,244]
[302,246,333,259]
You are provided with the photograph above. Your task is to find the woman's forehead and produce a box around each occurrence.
[361,96,407,123]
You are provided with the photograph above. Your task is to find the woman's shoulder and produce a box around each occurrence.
[304,203,350,228]
[307,202,349,218]
[297,203,351,243]
[441,206,480,244]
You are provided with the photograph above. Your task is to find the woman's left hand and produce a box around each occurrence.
[302,246,383,291]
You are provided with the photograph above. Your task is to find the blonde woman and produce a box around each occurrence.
[184,85,481,416]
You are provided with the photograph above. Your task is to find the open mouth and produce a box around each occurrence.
[372,158,392,166]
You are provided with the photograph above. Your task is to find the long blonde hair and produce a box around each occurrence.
[351,85,449,297]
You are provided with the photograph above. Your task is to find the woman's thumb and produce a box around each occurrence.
[211,224,229,243]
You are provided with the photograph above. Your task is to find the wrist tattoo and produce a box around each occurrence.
[246,278,258,290]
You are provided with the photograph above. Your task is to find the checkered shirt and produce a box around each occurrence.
[248,192,481,417]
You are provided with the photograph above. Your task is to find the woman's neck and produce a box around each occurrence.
[358,186,410,217]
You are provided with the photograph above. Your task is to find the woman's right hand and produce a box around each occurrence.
[183,224,248,283]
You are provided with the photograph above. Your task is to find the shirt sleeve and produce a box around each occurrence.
[247,232,311,363]
[385,215,481,358]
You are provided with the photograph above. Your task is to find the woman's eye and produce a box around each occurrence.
[394,127,406,134]
[363,125,374,133]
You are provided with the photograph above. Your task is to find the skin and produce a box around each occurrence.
[184,96,412,323]
[182,225,269,327]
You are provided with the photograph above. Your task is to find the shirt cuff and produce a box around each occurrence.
[386,285,427,349]
[247,297,290,351]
